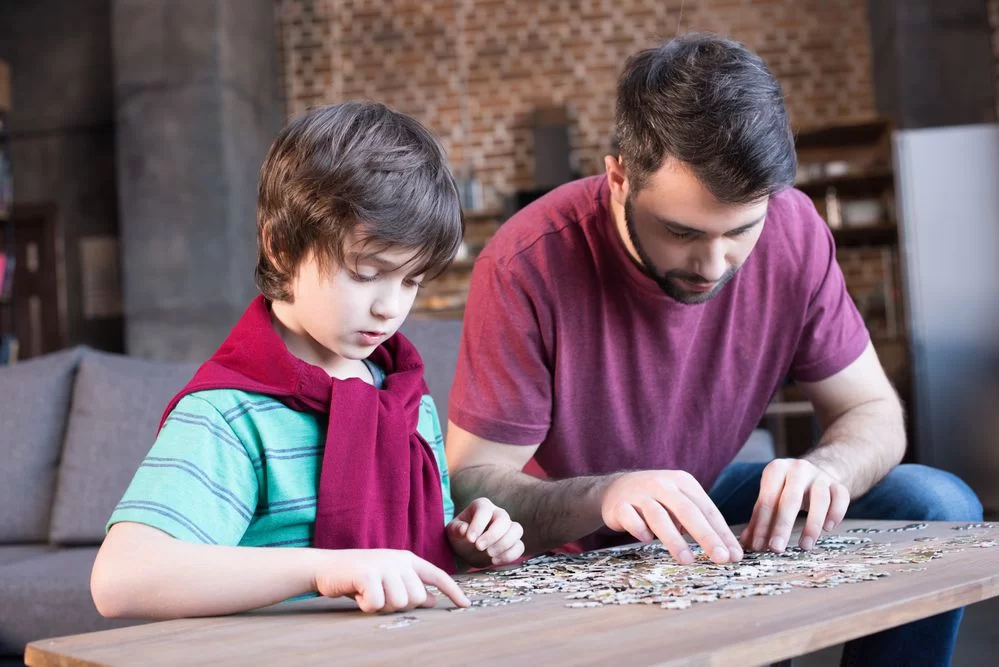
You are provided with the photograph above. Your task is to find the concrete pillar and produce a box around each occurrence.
[113,0,282,360]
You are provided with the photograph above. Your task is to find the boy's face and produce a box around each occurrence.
[280,232,426,364]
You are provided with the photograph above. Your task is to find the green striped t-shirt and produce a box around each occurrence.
[107,383,453,548]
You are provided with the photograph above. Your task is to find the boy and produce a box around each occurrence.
[91,102,524,618]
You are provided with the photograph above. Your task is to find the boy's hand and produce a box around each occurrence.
[315,549,470,613]
[447,497,525,567]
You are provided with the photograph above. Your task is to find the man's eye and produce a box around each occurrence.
[667,228,693,240]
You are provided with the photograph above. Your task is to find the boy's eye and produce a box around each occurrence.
[666,228,694,240]
[405,278,425,289]
[349,270,378,283]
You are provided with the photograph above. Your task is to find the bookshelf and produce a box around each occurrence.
[0,59,17,365]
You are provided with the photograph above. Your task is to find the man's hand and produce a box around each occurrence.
[741,458,850,553]
[601,470,743,565]
[447,498,525,567]
[314,549,470,613]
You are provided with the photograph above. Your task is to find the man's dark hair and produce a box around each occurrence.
[256,101,464,301]
[614,33,796,203]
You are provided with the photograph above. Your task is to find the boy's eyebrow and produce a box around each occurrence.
[655,212,767,236]
[350,253,402,271]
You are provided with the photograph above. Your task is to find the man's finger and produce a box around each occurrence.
[637,499,695,565]
[827,483,850,529]
[800,481,831,550]
[749,463,787,552]
[681,482,742,560]
[653,490,729,563]
[768,472,809,553]
[614,503,655,543]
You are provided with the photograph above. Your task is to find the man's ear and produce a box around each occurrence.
[603,155,630,208]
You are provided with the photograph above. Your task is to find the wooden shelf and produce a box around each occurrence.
[795,120,890,150]
[832,224,898,247]
[796,171,894,198]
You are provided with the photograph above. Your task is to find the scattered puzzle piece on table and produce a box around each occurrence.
[455,523,998,614]
[380,523,997,627]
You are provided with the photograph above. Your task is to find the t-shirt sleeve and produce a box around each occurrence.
[789,194,871,383]
[106,393,259,545]
[418,394,454,523]
[449,255,552,445]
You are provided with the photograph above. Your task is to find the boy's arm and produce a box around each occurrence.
[91,522,468,618]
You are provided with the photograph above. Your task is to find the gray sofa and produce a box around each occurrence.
[0,319,774,661]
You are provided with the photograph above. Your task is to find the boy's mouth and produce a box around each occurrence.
[358,330,387,345]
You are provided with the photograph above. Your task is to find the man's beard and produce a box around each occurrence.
[624,197,738,304]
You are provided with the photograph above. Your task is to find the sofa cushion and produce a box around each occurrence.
[0,545,54,566]
[48,350,198,545]
[0,547,141,654]
[0,346,83,542]
[399,318,463,429]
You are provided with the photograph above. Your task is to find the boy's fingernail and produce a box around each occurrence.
[752,538,764,552]
[678,549,694,564]
[770,537,786,552]
[467,532,477,542]
[825,520,835,531]
[801,537,815,550]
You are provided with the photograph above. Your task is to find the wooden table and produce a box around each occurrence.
[25,520,999,666]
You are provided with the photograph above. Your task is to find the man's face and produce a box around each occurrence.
[621,159,769,304]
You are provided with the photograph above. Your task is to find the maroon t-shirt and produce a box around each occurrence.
[450,175,868,499]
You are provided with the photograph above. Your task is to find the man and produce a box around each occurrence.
[447,34,982,666]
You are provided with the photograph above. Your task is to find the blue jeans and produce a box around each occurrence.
[709,463,983,667]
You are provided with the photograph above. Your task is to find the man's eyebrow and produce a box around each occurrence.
[655,212,767,235]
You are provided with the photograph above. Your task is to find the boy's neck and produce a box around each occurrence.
[269,301,373,383]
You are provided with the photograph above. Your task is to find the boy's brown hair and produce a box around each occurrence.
[256,101,464,301]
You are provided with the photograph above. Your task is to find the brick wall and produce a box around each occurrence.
[276,0,877,211]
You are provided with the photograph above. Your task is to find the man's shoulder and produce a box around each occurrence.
[480,175,607,268]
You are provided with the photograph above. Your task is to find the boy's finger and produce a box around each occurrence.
[416,561,470,608]
[492,540,525,565]
[465,503,494,542]
[474,511,512,550]
[486,521,523,557]
[447,519,469,537]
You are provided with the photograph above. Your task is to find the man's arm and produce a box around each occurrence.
[446,423,610,555]
[743,342,905,553]
[447,423,743,564]
[799,342,906,496]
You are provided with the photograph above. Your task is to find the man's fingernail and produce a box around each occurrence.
[679,549,694,564]
[732,546,744,560]
[770,537,786,552]
[825,520,835,531]
[711,546,729,562]
[801,537,815,550]
[467,532,477,542]
[752,538,764,552]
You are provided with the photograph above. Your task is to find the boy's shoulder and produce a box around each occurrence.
[170,389,289,425]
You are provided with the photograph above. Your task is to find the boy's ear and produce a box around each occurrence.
[261,224,287,274]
